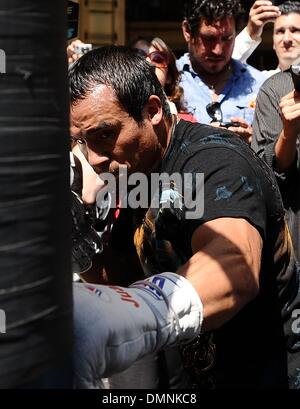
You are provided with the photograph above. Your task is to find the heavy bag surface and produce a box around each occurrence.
[0,0,72,387]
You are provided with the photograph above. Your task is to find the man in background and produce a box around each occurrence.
[251,2,300,262]
[234,1,300,77]
[177,0,266,143]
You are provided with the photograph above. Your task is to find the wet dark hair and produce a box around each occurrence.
[183,0,245,37]
[279,1,300,15]
[69,45,171,124]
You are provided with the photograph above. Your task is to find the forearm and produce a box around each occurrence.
[274,89,300,173]
[274,129,298,174]
[233,27,261,63]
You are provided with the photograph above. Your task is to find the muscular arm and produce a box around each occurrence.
[73,143,268,382]
[178,217,262,332]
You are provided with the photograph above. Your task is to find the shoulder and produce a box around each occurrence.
[233,59,267,84]
[176,53,189,71]
[174,120,255,161]
[263,67,280,78]
[261,69,292,89]
[176,121,271,172]
[257,69,293,99]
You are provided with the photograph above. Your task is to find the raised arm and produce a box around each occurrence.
[274,89,300,173]
[252,72,299,175]
[233,0,280,63]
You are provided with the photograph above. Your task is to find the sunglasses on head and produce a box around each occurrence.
[206,101,223,122]
[132,48,169,68]
[206,101,240,128]
[147,50,169,68]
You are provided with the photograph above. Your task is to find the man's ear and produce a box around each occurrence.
[182,20,191,43]
[146,95,163,125]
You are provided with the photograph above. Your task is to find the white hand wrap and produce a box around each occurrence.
[73,272,203,389]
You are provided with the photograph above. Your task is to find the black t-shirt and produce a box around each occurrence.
[111,120,300,389]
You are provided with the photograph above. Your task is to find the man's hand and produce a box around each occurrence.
[67,39,88,64]
[226,117,253,144]
[72,144,104,204]
[272,90,300,173]
[280,90,300,137]
[247,0,280,41]
[210,118,253,144]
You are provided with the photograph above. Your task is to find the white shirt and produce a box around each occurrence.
[233,28,280,78]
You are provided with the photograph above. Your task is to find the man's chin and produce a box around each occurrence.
[204,62,226,74]
[280,52,300,63]
[289,55,300,65]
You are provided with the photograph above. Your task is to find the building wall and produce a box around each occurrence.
[78,0,125,46]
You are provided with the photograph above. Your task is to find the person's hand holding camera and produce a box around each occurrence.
[67,39,92,64]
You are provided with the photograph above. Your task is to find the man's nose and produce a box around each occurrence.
[211,41,223,55]
[86,147,110,170]
[283,30,293,46]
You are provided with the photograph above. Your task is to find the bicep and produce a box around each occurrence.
[178,217,262,331]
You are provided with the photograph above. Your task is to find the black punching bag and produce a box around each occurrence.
[0,0,73,388]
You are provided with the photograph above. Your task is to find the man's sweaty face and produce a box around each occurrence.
[189,16,236,74]
[70,85,162,177]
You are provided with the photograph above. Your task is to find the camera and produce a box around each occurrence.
[291,63,300,92]
[74,44,92,56]
[220,122,240,128]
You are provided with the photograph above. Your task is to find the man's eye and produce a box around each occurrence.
[100,131,114,139]
[203,36,214,42]
[223,35,233,42]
